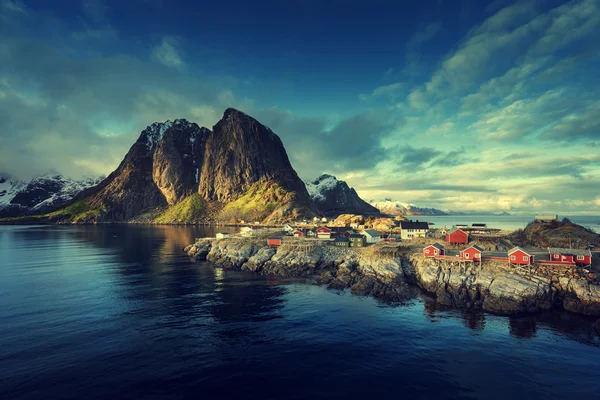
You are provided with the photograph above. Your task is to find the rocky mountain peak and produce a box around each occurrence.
[306,174,379,217]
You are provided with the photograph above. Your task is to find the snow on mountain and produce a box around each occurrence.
[305,174,339,202]
[370,200,448,216]
[305,174,380,216]
[0,173,104,217]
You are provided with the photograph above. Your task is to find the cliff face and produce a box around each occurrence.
[306,174,380,216]
[8,109,317,223]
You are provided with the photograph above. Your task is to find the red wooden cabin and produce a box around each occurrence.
[508,247,534,265]
[445,228,468,244]
[267,238,282,247]
[292,230,304,238]
[460,244,483,260]
[423,243,445,257]
[548,248,592,266]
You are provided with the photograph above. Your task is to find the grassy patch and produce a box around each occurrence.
[154,194,206,224]
[0,200,105,223]
[219,181,293,222]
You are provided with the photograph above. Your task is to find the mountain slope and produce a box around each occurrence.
[370,200,448,216]
[306,174,380,216]
[3,109,317,223]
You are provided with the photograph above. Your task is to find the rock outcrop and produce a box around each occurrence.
[411,254,600,316]
[184,238,417,301]
[184,237,600,316]
[509,219,600,249]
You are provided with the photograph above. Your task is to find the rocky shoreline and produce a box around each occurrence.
[184,238,600,316]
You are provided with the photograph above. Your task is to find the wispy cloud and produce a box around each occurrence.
[152,37,185,68]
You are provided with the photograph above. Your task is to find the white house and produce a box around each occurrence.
[321,217,328,223]
[399,220,429,240]
[306,230,316,237]
[362,229,381,244]
[283,223,295,233]
[216,232,230,239]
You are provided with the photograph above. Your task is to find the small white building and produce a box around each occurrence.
[240,227,260,236]
[306,230,316,237]
[216,232,230,239]
[362,229,381,244]
[321,217,328,223]
[399,220,429,240]
[283,223,295,233]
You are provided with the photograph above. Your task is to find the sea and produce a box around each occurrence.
[1,224,599,400]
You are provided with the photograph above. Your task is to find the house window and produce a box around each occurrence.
[554,254,559,258]
[425,249,430,254]
[577,255,584,261]
[510,255,516,261]
[465,253,469,258]
[523,256,529,262]
[434,250,438,255]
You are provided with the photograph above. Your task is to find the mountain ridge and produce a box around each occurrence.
[1,109,317,224]
[306,174,380,216]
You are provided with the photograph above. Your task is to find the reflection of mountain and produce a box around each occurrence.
[66,225,290,329]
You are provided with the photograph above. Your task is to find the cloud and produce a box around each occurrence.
[408,22,442,46]
[359,82,403,100]
[540,101,600,141]
[254,107,400,179]
[151,37,185,68]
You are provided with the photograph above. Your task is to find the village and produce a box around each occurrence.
[212,214,597,270]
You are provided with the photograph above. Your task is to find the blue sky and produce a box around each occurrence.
[1,0,599,214]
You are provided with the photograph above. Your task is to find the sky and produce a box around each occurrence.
[1,0,599,214]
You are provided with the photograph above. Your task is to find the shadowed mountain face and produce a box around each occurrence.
[199,108,311,203]
[306,174,380,216]
[10,109,317,223]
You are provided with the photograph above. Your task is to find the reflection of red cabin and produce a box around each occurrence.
[316,227,331,239]
[267,238,282,247]
[548,248,592,266]
[446,228,468,244]
[460,244,483,260]
[423,243,445,257]
[508,247,534,265]
[292,230,304,238]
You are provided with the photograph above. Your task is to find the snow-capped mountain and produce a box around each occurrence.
[0,173,104,217]
[369,200,448,216]
[306,174,380,216]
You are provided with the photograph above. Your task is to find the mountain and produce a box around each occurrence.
[2,109,317,223]
[306,174,380,216]
[0,173,103,217]
[370,200,448,216]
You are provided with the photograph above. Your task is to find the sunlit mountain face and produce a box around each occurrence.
[1,0,599,215]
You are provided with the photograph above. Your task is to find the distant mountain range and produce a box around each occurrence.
[306,174,380,217]
[0,173,103,217]
[369,200,448,216]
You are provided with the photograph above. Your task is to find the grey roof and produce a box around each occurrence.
[508,246,532,255]
[548,248,591,256]
[349,233,364,239]
[400,221,429,230]
[426,243,445,250]
[471,223,487,227]
[334,237,350,242]
[363,229,380,237]
[465,244,484,252]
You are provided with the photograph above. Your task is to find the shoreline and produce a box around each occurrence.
[184,236,600,317]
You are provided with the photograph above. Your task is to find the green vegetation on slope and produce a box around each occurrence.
[0,200,105,223]
[154,194,206,224]
[219,181,294,222]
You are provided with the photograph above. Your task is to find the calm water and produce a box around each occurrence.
[421,215,600,232]
[1,225,599,400]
